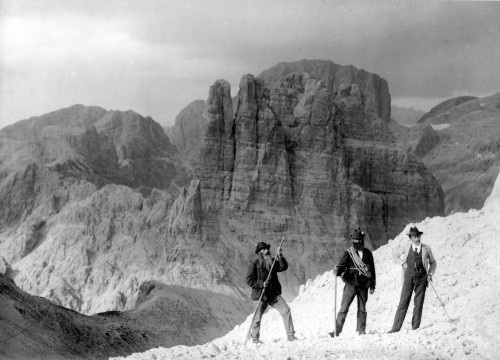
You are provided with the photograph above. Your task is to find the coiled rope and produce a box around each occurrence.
[346,247,372,278]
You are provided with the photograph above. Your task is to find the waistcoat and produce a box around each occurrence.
[406,246,425,274]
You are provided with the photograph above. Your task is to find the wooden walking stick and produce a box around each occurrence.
[430,280,456,322]
[333,269,338,337]
[244,235,286,345]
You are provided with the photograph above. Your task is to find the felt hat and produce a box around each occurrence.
[408,227,424,237]
[255,242,271,254]
[350,227,365,240]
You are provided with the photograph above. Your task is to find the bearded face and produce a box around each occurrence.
[353,239,364,251]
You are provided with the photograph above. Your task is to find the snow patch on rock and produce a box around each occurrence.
[431,123,450,131]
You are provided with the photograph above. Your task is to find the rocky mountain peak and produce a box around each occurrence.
[164,100,206,168]
[0,104,189,265]
[94,110,177,162]
[177,69,443,297]
[258,59,391,122]
[166,60,393,168]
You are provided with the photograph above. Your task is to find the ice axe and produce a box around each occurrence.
[244,235,286,345]
[329,265,339,338]
[429,280,457,323]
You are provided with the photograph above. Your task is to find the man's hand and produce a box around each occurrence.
[427,274,433,283]
[277,246,282,257]
[333,266,340,276]
[402,263,408,269]
[263,280,269,288]
[370,288,375,295]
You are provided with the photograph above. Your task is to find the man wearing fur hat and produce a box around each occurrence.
[388,226,437,333]
[246,241,296,343]
[330,227,376,337]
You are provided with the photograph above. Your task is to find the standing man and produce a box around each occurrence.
[388,226,437,333]
[330,227,376,337]
[246,242,296,343]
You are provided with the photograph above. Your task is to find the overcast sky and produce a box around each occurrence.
[1,0,499,129]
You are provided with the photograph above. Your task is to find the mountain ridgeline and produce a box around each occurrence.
[391,93,500,214]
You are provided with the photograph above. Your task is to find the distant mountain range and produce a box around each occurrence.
[391,94,500,214]
[391,105,426,127]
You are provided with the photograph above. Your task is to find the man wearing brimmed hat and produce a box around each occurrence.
[388,226,437,333]
[330,227,376,337]
[246,241,296,343]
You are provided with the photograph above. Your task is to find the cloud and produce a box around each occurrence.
[0,7,222,125]
[1,0,500,129]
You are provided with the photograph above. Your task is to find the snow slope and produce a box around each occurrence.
[111,175,500,360]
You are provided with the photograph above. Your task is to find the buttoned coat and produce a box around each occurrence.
[246,255,288,301]
[336,247,376,290]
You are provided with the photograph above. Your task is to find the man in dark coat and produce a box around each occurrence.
[330,227,376,337]
[388,226,437,333]
[246,241,296,343]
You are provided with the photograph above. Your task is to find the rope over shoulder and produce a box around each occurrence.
[346,247,372,278]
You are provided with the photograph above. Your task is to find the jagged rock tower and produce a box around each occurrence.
[174,62,444,292]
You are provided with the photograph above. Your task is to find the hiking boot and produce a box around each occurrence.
[328,331,336,338]
[287,334,298,342]
[387,329,399,334]
[358,331,366,335]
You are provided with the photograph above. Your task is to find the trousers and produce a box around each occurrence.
[335,283,369,334]
[250,295,295,339]
[391,270,427,331]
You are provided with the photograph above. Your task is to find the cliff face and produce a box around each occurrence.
[0,105,199,315]
[167,59,393,168]
[164,100,207,169]
[177,72,443,293]
[258,59,392,122]
[0,105,185,232]
[391,121,440,159]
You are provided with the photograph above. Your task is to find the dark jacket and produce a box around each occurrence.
[246,255,288,301]
[337,247,376,290]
